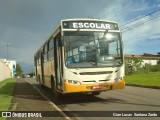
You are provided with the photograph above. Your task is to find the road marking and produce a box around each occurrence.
[9,103,18,110]
[25,79,72,120]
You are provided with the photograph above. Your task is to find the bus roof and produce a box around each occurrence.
[61,18,118,24]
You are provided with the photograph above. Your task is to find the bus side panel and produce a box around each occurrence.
[43,59,55,88]
[35,52,42,84]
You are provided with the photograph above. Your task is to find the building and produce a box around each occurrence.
[0,59,16,78]
[124,53,160,66]
[0,60,11,81]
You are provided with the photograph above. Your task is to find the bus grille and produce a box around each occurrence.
[82,79,110,83]
[79,71,113,75]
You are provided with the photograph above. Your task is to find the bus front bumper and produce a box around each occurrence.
[64,80,125,93]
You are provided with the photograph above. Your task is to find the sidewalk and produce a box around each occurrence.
[7,78,67,120]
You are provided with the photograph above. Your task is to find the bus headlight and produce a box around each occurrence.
[114,77,123,81]
[65,80,81,85]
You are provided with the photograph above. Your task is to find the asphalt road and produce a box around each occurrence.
[25,78,160,120]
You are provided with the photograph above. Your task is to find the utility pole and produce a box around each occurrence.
[6,43,10,60]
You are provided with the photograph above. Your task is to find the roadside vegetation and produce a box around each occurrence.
[125,72,160,86]
[125,58,160,87]
[0,78,16,112]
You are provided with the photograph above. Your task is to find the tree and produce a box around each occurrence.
[27,72,35,77]
[16,64,23,76]
[125,58,143,75]
[132,58,143,72]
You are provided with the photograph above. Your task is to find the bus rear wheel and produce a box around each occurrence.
[92,91,101,96]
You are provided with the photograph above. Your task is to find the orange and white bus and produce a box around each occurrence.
[34,18,125,97]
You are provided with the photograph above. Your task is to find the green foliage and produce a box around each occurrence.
[149,64,160,72]
[142,63,151,73]
[0,78,16,111]
[125,72,160,86]
[125,58,143,75]
[137,64,160,74]
[27,72,34,77]
[16,64,23,76]
[125,57,160,75]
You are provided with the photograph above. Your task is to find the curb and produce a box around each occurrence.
[126,84,160,89]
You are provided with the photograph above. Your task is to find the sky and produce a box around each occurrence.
[0,0,160,73]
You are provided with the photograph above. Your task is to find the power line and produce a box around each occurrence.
[122,15,160,33]
[122,15,160,32]
[120,8,160,27]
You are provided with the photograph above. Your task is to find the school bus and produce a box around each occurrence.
[34,18,125,97]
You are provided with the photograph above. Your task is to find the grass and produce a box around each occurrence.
[0,78,16,111]
[125,72,160,86]
[0,78,16,120]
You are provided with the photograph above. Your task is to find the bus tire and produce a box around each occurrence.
[92,91,101,96]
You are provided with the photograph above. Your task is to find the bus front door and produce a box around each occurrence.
[54,35,63,91]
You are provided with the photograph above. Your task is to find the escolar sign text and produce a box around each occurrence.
[62,21,119,30]
[73,22,111,29]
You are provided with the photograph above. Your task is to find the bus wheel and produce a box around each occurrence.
[92,91,101,96]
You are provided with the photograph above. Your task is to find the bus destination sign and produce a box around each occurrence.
[62,21,119,30]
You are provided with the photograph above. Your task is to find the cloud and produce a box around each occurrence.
[122,20,160,53]
[93,0,160,54]
[0,0,160,73]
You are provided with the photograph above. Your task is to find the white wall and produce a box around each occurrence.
[142,59,158,66]
[6,60,16,78]
[0,60,11,81]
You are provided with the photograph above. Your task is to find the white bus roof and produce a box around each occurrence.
[61,18,118,24]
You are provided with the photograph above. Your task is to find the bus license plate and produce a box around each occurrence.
[92,85,103,90]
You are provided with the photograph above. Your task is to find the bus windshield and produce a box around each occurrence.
[64,31,123,68]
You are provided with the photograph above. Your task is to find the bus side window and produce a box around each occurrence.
[44,44,48,62]
[48,38,54,60]
[39,51,41,64]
